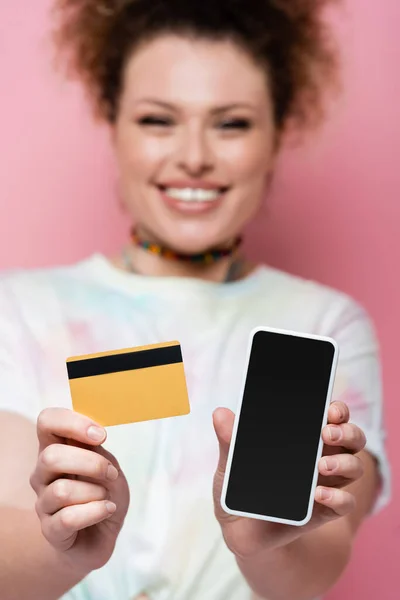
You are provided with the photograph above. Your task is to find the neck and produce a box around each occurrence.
[111,225,254,282]
[113,243,248,282]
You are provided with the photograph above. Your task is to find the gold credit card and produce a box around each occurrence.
[66,341,190,427]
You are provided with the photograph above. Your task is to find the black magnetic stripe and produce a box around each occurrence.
[67,344,182,380]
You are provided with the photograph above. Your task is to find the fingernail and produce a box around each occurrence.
[329,426,342,442]
[335,406,343,420]
[87,426,106,442]
[324,457,338,472]
[106,464,119,481]
[319,488,332,501]
[105,501,116,514]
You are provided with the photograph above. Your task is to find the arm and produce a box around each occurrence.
[0,506,89,600]
[214,300,389,600]
[243,450,379,600]
[0,411,89,600]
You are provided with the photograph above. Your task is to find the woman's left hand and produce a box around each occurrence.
[212,401,366,559]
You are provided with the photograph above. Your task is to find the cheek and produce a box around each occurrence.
[116,132,168,180]
[216,138,274,224]
[216,137,274,187]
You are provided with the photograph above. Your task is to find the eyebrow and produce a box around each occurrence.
[135,98,255,113]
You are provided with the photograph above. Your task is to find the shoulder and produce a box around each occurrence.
[256,263,359,309]
[0,255,101,325]
[255,265,376,343]
[0,254,98,291]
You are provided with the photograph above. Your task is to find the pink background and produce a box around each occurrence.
[0,1,398,597]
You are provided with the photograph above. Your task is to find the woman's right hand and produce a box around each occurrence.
[30,408,130,573]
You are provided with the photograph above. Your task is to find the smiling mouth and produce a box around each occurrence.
[158,185,229,203]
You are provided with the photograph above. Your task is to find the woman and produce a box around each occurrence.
[0,1,390,599]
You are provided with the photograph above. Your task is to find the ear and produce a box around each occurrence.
[107,124,121,178]
[109,123,118,149]
[262,128,280,185]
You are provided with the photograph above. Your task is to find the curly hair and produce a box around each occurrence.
[51,0,340,134]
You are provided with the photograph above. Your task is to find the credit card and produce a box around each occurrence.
[66,341,190,427]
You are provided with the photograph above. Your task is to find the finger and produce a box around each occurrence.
[37,408,107,450]
[322,422,366,452]
[37,479,108,516]
[212,408,236,524]
[315,486,356,517]
[328,401,350,424]
[318,453,364,481]
[212,408,235,477]
[41,500,116,548]
[35,444,119,487]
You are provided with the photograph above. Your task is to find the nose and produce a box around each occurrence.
[175,125,213,176]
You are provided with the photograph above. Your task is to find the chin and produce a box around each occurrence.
[162,229,234,255]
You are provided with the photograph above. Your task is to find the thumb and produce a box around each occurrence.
[212,407,235,477]
[212,408,236,523]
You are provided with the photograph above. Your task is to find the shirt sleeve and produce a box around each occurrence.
[0,276,42,423]
[329,297,391,515]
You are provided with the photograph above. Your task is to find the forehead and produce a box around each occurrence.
[121,35,271,109]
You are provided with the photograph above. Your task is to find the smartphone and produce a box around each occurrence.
[221,326,339,526]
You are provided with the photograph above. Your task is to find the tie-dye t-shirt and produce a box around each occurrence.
[0,254,390,600]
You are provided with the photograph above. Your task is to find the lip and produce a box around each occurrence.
[157,180,229,192]
[156,184,228,214]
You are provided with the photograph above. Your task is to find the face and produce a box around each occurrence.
[112,35,277,253]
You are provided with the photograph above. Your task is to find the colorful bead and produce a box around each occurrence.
[130,227,242,264]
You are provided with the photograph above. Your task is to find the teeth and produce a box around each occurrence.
[164,187,221,202]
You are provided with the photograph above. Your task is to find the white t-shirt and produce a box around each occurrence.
[0,254,390,600]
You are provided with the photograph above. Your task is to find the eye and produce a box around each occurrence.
[218,118,252,131]
[138,115,174,127]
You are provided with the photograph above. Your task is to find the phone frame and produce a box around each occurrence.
[220,325,339,527]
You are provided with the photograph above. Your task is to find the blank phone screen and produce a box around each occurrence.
[225,330,336,522]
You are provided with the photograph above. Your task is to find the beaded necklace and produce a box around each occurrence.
[123,227,244,282]
[130,227,242,263]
